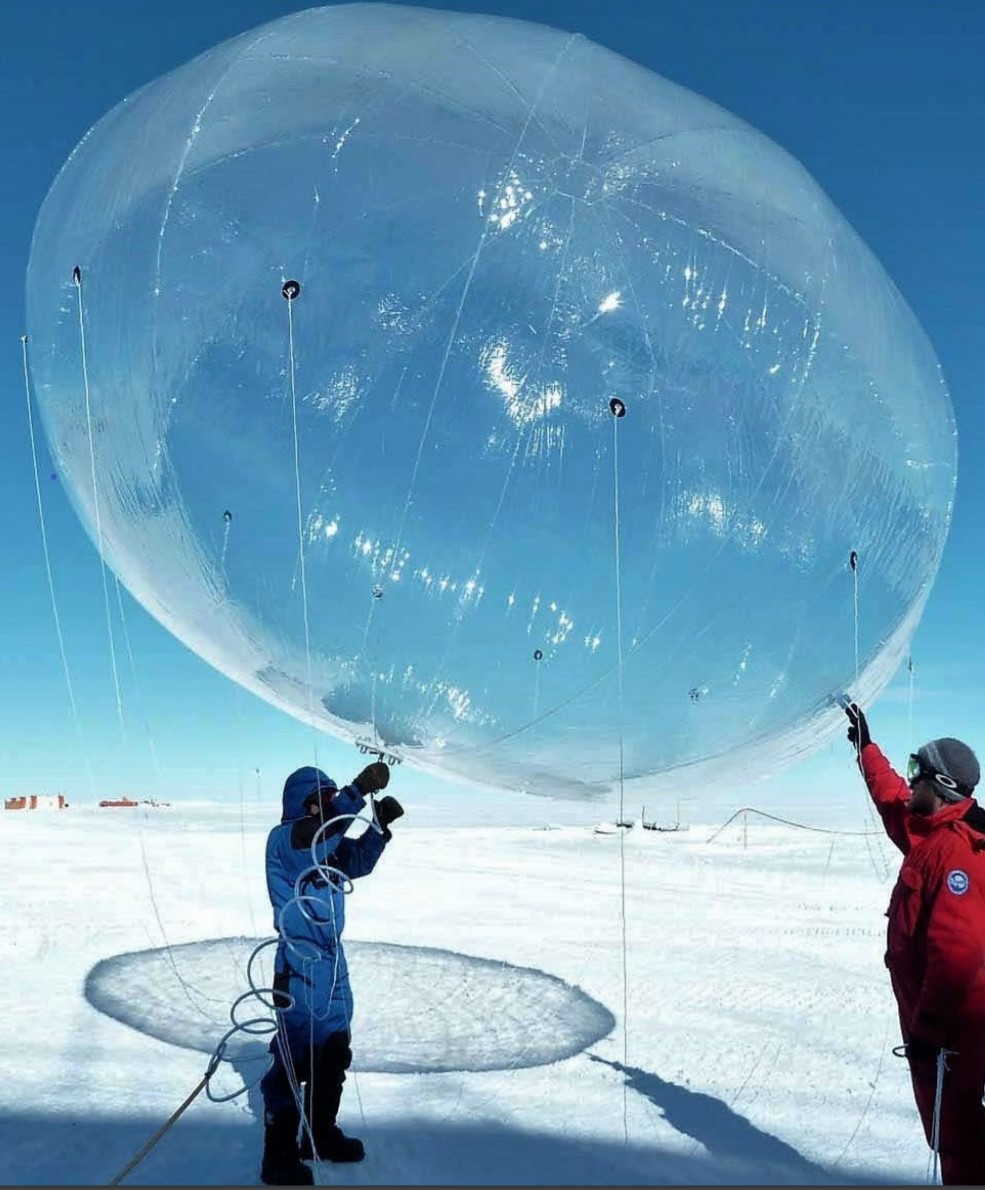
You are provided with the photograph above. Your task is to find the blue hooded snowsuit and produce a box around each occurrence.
[260,765,389,1122]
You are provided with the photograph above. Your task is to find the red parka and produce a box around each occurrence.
[860,742,985,1047]
[861,741,985,1184]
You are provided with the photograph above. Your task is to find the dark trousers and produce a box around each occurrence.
[260,1029,353,1142]
[908,1045,985,1185]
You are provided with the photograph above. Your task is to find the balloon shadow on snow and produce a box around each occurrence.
[589,1055,871,1183]
[83,937,616,1074]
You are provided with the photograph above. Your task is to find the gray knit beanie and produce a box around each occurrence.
[917,738,981,800]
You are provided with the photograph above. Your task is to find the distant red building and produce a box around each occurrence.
[4,794,68,810]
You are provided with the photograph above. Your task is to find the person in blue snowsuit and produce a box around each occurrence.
[259,761,403,1186]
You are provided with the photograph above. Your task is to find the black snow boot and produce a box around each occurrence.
[260,1113,314,1186]
[299,1122,365,1164]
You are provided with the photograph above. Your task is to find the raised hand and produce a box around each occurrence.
[845,703,871,750]
[354,762,390,794]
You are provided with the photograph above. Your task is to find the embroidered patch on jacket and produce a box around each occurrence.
[946,869,970,895]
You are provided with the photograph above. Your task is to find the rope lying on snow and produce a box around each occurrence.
[107,1070,213,1186]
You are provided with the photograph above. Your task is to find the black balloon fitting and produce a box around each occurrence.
[608,397,626,418]
[533,649,543,661]
[282,279,301,301]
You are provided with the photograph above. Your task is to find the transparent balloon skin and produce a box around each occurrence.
[27,5,955,799]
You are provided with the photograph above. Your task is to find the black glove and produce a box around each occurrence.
[374,794,404,837]
[353,761,390,794]
[845,703,871,750]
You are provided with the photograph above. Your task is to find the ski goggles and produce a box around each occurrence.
[906,753,960,792]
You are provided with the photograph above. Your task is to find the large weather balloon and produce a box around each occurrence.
[26,4,954,799]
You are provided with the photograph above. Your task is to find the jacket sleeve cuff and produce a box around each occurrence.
[332,784,368,818]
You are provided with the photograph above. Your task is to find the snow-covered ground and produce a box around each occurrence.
[0,797,933,1185]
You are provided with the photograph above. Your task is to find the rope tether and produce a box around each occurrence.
[107,1072,212,1186]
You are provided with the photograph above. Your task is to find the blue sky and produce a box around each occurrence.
[2,0,983,818]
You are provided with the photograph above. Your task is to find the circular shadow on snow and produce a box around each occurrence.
[84,937,615,1073]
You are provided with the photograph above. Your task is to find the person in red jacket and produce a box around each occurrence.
[845,702,985,1184]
